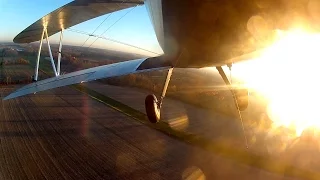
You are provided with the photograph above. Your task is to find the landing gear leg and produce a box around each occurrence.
[145,68,173,123]
[216,66,249,111]
[217,65,249,148]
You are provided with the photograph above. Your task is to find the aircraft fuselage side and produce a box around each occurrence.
[145,0,320,68]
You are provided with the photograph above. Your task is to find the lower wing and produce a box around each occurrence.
[3,57,170,100]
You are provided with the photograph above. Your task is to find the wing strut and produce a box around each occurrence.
[57,30,63,76]
[34,27,45,81]
[44,27,58,76]
[33,26,64,81]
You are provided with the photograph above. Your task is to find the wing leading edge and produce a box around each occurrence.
[14,0,144,43]
[3,58,170,100]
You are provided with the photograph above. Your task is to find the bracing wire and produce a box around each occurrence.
[66,4,157,55]
[80,0,128,47]
[67,28,160,55]
[80,14,113,47]
[87,5,138,49]
[68,29,91,35]
[100,37,161,55]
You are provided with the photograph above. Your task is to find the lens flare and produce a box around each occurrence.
[232,29,320,137]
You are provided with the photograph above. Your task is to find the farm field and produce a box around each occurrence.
[83,81,320,179]
[0,65,33,85]
[2,46,320,179]
[0,84,304,180]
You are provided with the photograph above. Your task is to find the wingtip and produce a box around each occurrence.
[3,93,16,101]
[3,96,11,101]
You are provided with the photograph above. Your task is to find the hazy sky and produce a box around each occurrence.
[0,0,162,56]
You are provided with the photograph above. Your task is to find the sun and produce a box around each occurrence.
[231,29,320,137]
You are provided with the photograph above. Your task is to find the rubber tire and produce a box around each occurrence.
[145,94,161,123]
[234,88,249,111]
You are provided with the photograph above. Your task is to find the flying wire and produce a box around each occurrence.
[68,29,89,35]
[80,14,113,47]
[66,4,158,55]
[80,0,128,47]
[101,37,161,55]
[67,28,160,55]
[87,5,138,49]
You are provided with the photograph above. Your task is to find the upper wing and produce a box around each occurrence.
[3,57,170,100]
[14,0,144,43]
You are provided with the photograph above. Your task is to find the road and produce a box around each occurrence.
[0,84,303,179]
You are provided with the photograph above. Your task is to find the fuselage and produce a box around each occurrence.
[145,0,320,68]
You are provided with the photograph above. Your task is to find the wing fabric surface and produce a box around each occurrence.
[3,58,169,100]
[14,0,144,43]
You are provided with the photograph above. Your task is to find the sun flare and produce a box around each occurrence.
[231,29,320,137]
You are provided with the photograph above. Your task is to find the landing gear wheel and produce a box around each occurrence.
[234,88,249,111]
[145,94,161,123]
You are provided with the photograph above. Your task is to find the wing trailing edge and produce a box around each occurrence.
[3,58,170,100]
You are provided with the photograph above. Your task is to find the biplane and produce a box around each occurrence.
[4,0,319,124]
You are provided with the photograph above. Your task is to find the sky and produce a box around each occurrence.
[0,0,163,56]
